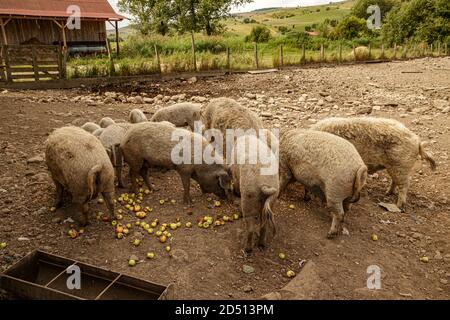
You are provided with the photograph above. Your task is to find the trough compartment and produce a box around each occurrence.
[0,250,174,300]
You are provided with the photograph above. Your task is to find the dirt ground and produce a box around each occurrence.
[0,57,449,300]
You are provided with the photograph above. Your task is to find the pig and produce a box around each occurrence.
[279,129,367,238]
[120,122,231,203]
[200,97,273,161]
[99,117,115,128]
[98,123,132,188]
[150,102,202,130]
[230,134,279,252]
[81,122,100,134]
[311,117,436,209]
[92,128,104,138]
[129,109,148,123]
[45,126,115,226]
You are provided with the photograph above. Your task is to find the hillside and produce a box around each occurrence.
[109,0,355,38]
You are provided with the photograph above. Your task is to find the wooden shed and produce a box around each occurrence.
[0,0,125,54]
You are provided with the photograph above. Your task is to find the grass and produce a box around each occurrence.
[70,1,447,78]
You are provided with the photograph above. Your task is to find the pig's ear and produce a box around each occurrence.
[218,172,232,189]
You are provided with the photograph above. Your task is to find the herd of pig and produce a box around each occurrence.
[44,97,436,253]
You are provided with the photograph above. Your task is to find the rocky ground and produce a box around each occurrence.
[0,57,449,300]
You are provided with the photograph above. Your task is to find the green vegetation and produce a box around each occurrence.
[68,0,449,78]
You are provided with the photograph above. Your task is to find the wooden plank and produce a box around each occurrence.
[32,46,39,81]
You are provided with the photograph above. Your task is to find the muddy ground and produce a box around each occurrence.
[0,57,449,300]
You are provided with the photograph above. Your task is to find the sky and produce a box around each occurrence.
[108,0,345,29]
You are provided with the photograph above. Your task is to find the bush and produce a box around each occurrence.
[245,26,271,43]
[382,0,450,45]
[334,16,367,39]
[278,26,289,34]
[243,17,257,24]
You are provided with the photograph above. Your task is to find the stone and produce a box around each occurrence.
[27,155,44,164]
[243,285,253,293]
[188,76,198,84]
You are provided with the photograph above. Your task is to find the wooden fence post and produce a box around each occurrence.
[226,47,231,72]
[105,39,115,76]
[437,42,441,56]
[301,44,305,64]
[338,43,342,63]
[430,43,433,56]
[4,45,11,83]
[402,42,407,59]
[279,45,284,68]
[254,43,259,69]
[393,43,397,59]
[445,43,448,56]
[191,32,197,71]
[320,43,324,62]
[368,43,371,60]
[154,44,161,73]
[412,42,417,58]
[380,43,385,59]
[31,46,39,81]
[353,45,356,61]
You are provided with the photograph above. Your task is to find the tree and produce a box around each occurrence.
[118,0,171,35]
[172,0,252,35]
[334,16,367,39]
[382,0,450,45]
[351,0,398,21]
[245,25,271,43]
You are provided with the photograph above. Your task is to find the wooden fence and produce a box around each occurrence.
[0,45,65,83]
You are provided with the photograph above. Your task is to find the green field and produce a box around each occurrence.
[225,1,354,36]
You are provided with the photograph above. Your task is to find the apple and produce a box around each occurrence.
[146,252,155,259]
[132,239,141,246]
[171,199,176,204]
[165,246,171,252]
[155,231,162,237]
[97,198,104,204]
[170,223,177,230]
[116,226,124,234]
[0,242,7,249]
[371,234,378,241]
[278,253,286,260]
[126,223,132,229]
[117,233,124,239]
[147,228,153,234]
[159,199,165,205]
[202,222,210,229]
[289,204,295,209]
[144,189,151,195]
[151,221,157,228]
[233,214,240,220]
[123,228,129,235]
[185,222,192,228]
[214,200,221,207]
[49,207,56,213]
[159,235,167,243]
[223,215,230,222]
[286,270,295,278]
[128,259,136,267]
[68,229,78,239]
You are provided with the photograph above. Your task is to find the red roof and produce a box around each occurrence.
[0,0,126,20]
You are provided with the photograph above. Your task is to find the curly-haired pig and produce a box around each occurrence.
[120,122,231,204]
[311,117,436,209]
[45,126,115,226]
[280,129,367,238]
[98,122,132,188]
[150,102,201,130]
[230,134,279,253]
[129,109,148,124]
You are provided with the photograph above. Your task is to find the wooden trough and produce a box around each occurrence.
[0,250,174,300]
